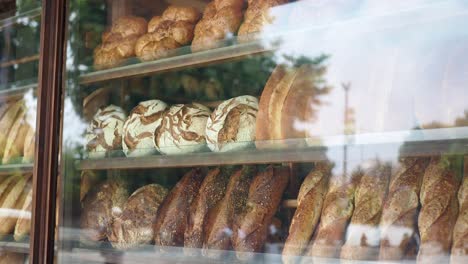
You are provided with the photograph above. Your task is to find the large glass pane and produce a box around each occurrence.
[58,1,468,263]
[0,0,41,263]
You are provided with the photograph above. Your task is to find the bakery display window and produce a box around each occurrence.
[57,0,468,263]
[0,0,41,263]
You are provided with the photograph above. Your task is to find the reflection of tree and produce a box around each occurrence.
[418,110,468,129]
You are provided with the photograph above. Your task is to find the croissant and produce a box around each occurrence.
[93,16,147,69]
[135,6,200,61]
[191,0,244,52]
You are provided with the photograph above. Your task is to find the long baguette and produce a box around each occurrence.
[282,163,331,263]
[417,156,461,263]
[303,168,363,260]
[340,160,391,260]
[0,174,32,237]
[379,157,430,260]
[14,185,32,241]
[233,165,289,261]
[451,156,468,263]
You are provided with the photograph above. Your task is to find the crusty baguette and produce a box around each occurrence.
[80,179,129,242]
[14,185,32,241]
[282,163,331,263]
[22,125,35,163]
[233,165,290,260]
[202,166,255,258]
[0,174,32,237]
[255,65,287,149]
[451,156,468,263]
[108,184,168,249]
[340,160,391,260]
[302,168,362,260]
[184,167,231,255]
[3,110,27,164]
[379,157,430,260]
[417,156,461,263]
[0,101,24,159]
[154,169,204,249]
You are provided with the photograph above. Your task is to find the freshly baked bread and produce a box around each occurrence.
[80,170,100,203]
[233,165,289,260]
[340,160,391,260]
[94,16,147,69]
[135,6,200,61]
[85,105,126,159]
[154,103,211,155]
[184,167,231,255]
[282,163,330,263]
[14,184,32,241]
[22,125,35,163]
[154,169,204,249]
[122,100,168,157]
[0,174,32,238]
[0,252,25,264]
[256,64,321,149]
[80,179,129,242]
[206,95,259,152]
[451,156,468,263]
[108,184,168,249]
[191,0,244,52]
[418,157,461,263]
[238,0,287,42]
[304,168,363,260]
[0,100,24,160]
[379,158,430,260]
[3,109,28,164]
[202,166,255,258]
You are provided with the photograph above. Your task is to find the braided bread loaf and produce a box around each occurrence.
[282,163,330,264]
[93,16,147,69]
[191,0,244,52]
[135,6,200,61]
[417,156,461,263]
[379,158,430,260]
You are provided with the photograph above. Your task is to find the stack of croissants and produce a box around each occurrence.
[93,0,288,69]
[80,156,468,263]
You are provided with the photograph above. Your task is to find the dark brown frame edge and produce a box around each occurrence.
[30,0,67,263]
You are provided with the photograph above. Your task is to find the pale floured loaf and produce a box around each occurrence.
[154,103,211,155]
[206,95,258,152]
[122,100,168,157]
[85,105,126,159]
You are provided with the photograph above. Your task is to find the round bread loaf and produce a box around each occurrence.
[122,100,168,157]
[154,103,211,155]
[85,105,126,159]
[206,95,258,152]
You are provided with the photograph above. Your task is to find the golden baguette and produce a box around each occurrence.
[303,168,363,260]
[379,157,430,260]
[282,163,331,264]
[451,156,468,263]
[2,108,27,164]
[0,174,32,237]
[340,160,391,261]
[22,125,35,163]
[14,185,32,241]
[0,101,24,159]
[417,156,461,263]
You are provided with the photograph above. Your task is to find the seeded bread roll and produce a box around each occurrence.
[154,103,211,155]
[14,185,32,241]
[303,168,363,260]
[93,16,147,69]
[0,174,32,238]
[108,184,168,249]
[451,156,468,263]
[233,165,289,261]
[379,158,430,260]
[238,0,288,42]
[340,160,391,261]
[417,157,461,263]
[80,179,129,242]
[122,100,168,157]
[85,105,126,159]
[191,0,244,52]
[282,163,331,264]
[135,6,200,61]
[184,167,231,255]
[206,96,258,152]
[202,166,255,258]
[154,169,205,249]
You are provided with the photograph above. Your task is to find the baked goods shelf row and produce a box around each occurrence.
[76,127,468,171]
[0,235,29,254]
